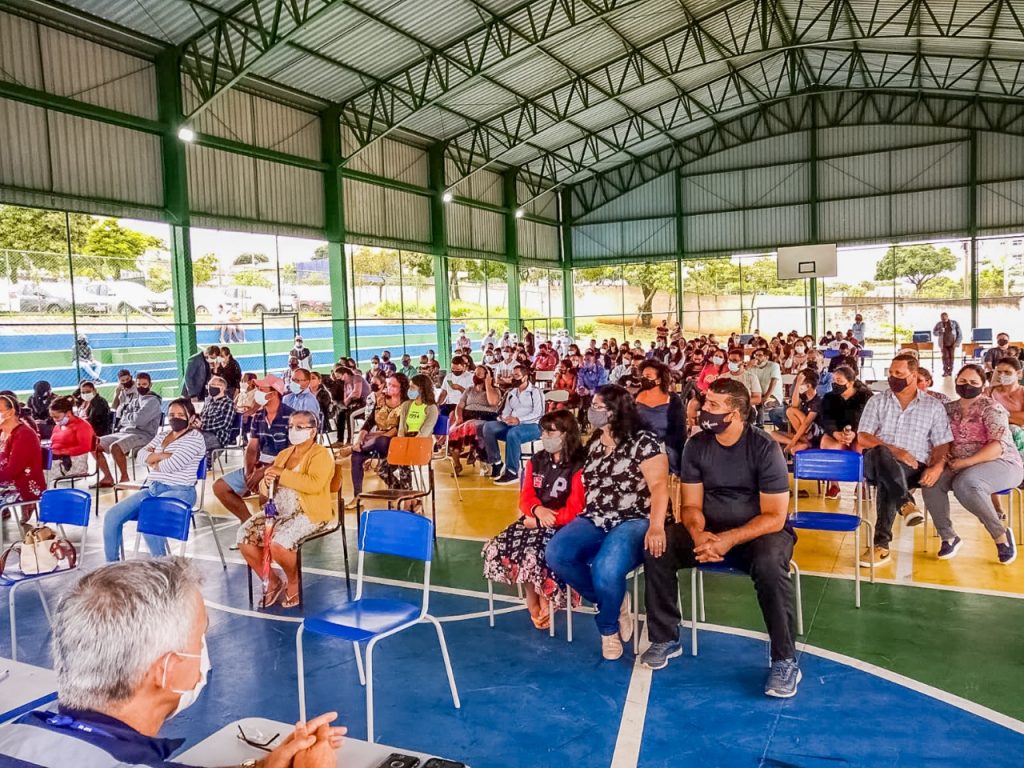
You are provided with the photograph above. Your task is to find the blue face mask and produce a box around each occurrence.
[289,381,302,395]
[408,388,419,400]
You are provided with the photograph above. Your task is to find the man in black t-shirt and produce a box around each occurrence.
[641,378,801,698]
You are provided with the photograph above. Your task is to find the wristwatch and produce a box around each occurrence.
[240,760,260,768]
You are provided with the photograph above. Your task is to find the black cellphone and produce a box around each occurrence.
[374,755,421,768]
[422,760,468,768]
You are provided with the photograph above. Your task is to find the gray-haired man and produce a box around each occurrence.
[0,559,345,767]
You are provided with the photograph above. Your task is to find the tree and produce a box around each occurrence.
[0,206,92,279]
[78,218,164,280]
[622,263,676,327]
[232,271,272,288]
[874,244,957,293]
[682,259,739,329]
[192,253,219,286]
[350,246,399,302]
[233,252,270,267]
[146,265,171,293]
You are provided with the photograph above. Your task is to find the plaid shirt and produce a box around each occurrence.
[858,389,953,464]
[200,395,236,447]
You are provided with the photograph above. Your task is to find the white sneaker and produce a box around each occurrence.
[618,594,633,643]
[601,633,623,660]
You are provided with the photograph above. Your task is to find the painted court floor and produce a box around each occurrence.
[3,457,1024,767]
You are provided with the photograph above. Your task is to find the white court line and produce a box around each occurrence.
[611,656,653,768]
[696,622,1024,736]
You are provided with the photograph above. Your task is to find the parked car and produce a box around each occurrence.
[193,285,295,315]
[16,282,110,314]
[294,285,331,314]
[80,281,170,314]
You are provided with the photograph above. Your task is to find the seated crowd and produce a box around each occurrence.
[0,320,1019,712]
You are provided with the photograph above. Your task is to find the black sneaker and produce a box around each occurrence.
[997,528,1017,565]
[489,462,503,479]
[937,536,962,560]
[640,641,682,670]
[493,471,520,485]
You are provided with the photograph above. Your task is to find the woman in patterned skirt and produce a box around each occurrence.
[482,410,585,629]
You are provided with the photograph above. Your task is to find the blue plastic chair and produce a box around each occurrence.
[295,509,460,743]
[133,497,193,557]
[972,328,993,344]
[689,560,803,658]
[823,348,841,359]
[1,488,92,660]
[792,449,874,607]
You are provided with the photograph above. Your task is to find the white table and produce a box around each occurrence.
[0,659,58,723]
[175,717,445,767]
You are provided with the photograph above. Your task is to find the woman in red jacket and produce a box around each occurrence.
[0,394,45,520]
[46,396,96,485]
[482,410,585,629]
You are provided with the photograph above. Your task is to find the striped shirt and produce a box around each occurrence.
[143,428,206,487]
[858,389,953,464]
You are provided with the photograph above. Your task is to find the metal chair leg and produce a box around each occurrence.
[201,513,227,569]
[9,583,18,661]
[365,638,377,743]
[791,561,803,636]
[353,641,365,686]
[566,585,573,643]
[487,580,495,628]
[690,569,698,657]
[425,615,461,710]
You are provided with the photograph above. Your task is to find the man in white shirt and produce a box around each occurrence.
[482,364,544,484]
[493,348,518,388]
[719,349,763,406]
[438,355,474,415]
[749,348,783,407]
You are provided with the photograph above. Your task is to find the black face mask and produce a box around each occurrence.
[169,417,189,432]
[511,377,524,388]
[955,383,983,400]
[136,386,150,396]
[832,382,848,394]
[639,378,657,390]
[888,375,910,394]
[208,386,222,398]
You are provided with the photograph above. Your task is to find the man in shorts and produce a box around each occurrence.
[212,374,293,523]
[94,372,161,487]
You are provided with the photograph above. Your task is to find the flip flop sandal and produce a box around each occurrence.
[260,582,285,609]
[282,591,301,609]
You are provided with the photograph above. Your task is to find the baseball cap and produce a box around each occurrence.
[254,374,285,395]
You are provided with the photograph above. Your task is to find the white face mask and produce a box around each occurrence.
[253,390,268,406]
[81,392,96,402]
[295,342,303,350]
[997,372,1018,386]
[240,382,249,393]
[289,427,313,445]
[163,635,211,719]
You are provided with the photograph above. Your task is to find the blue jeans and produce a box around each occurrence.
[481,421,541,476]
[103,482,197,561]
[767,406,788,431]
[546,517,649,636]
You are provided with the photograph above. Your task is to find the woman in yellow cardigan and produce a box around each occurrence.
[237,409,335,608]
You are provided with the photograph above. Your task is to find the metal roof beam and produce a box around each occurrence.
[180,0,350,121]
[337,0,649,155]
[571,86,1024,215]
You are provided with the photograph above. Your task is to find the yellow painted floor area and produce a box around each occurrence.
[190,445,1024,597]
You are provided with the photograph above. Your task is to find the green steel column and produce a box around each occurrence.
[674,168,685,327]
[808,101,819,339]
[322,105,350,360]
[156,50,196,380]
[560,189,575,336]
[969,129,979,329]
[429,145,452,366]
[503,171,522,335]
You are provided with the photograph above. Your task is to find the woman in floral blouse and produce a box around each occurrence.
[921,364,1023,565]
[546,384,669,661]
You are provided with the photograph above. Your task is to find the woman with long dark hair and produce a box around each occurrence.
[636,360,686,476]
[546,384,669,660]
[482,410,586,629]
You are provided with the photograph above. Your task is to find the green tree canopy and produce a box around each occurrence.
[233,252,270,267]
[0,206,92,279]
[351,246,400,301]
[192,253,219,286]
[77,219,165,280]
[875,244,958,292]
[232,271,272,288]
[622,263,676,327]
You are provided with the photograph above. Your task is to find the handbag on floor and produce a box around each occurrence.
[0,526,78,576]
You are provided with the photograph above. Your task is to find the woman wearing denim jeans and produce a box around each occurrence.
[102,398,206,561]
[546,384,670,660]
